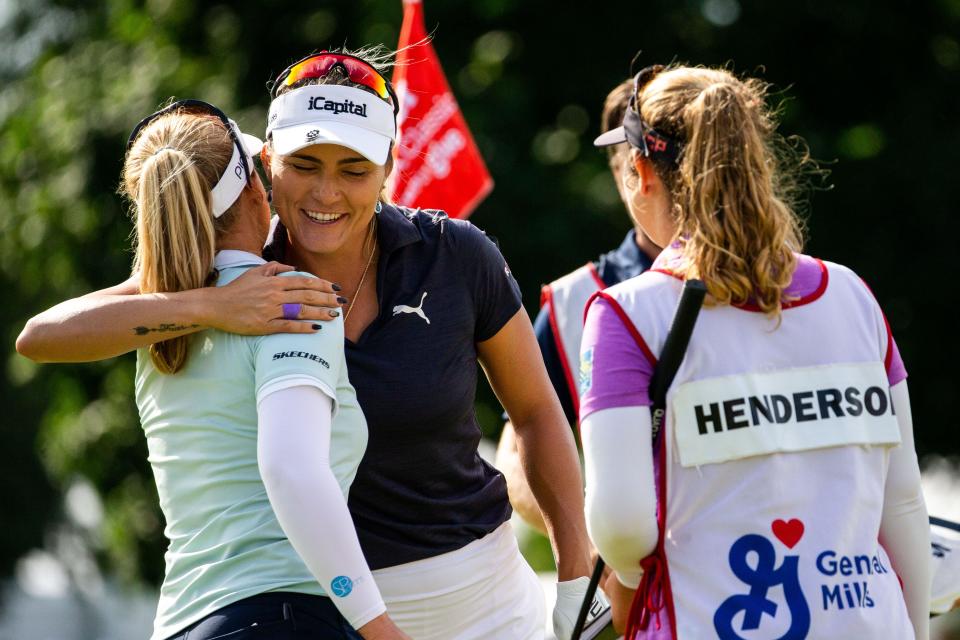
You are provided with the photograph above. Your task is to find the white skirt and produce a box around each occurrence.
[372,522,546,640]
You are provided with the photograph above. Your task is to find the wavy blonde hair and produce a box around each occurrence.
[637,65,808,316]
[121,109,237,373]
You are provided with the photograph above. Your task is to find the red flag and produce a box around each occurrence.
[390,0,493,219]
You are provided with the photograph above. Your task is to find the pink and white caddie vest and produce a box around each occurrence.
[599,259,913,640]
[541,263,606,415]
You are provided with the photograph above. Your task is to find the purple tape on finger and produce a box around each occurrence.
[282,302,302,320]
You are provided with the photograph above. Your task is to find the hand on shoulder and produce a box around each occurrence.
[208,262,344,335]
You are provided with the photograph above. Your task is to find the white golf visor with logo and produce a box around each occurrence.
[266,84,397,166]
[211,121,264,218]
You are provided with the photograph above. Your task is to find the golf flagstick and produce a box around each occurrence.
[571,279,708,640]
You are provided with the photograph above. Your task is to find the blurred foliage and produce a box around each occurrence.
[2,0,958,584]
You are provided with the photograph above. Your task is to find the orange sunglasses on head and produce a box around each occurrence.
[272,51,399,115]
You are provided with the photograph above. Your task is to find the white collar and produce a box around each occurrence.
[214,250,266,269]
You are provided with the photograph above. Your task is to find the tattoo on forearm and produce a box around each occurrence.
[132,323,200,336]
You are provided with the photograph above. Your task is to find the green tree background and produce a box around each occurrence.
[2,0,958,585]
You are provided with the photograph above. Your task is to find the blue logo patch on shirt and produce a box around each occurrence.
[579,348,594,395]
[331,575,353,597]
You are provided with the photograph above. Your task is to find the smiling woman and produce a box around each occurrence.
[255,47,592,639]
[267,144,386,272]
[259,54,400,337]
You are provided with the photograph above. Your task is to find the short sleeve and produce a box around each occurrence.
[579,295,656,420]
[886,337,906,386]
[858,274,908,387]
[449,219,523,342]
[253,274,345,407]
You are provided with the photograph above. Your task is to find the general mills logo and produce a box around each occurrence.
[305,129,320,141]
[713,519,811,640]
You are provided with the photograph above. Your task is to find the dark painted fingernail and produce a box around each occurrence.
[337,296,349,304]
[331,283,342,292]
[329,309,340,317]
[311,324,323,330]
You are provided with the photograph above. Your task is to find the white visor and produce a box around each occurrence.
[593,126,628,147]
[266,84,396,165]
[210,120,264,217]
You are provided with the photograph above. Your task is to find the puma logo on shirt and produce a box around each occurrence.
[392,292,430,325]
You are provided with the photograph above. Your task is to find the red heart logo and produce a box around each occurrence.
[771,519,804,549]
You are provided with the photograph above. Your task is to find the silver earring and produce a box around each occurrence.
[375,200,382,214]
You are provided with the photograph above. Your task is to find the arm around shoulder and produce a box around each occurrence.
[18,275,165,362]
[16,262,342,363]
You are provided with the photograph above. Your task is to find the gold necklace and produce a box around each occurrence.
[344,220,378,322]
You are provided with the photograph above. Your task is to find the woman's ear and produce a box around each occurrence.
[248,171,266,202]
[237,172,267,211]
[383,153,394,180]
[620,148,642,196]
[260,145,273,183]
[632,151,657,195]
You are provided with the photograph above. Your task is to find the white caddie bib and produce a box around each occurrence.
[601,258,914,640]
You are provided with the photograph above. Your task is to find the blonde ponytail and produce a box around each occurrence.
[122,111,235,373]
[639,67,808,317]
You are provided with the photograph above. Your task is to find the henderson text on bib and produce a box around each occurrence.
[672,362,901,468]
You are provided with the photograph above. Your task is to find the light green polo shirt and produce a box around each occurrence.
[135,252,367,640]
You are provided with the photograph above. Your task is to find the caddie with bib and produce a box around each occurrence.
[581,62,930,640]
[584,253,917,639]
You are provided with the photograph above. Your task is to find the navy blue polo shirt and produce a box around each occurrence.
[536,229,654,424]
[264,204,522,569]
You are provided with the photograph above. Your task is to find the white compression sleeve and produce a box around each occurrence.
[581,406,659,588]
[257,385,386,629]
[879,380,930,640]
